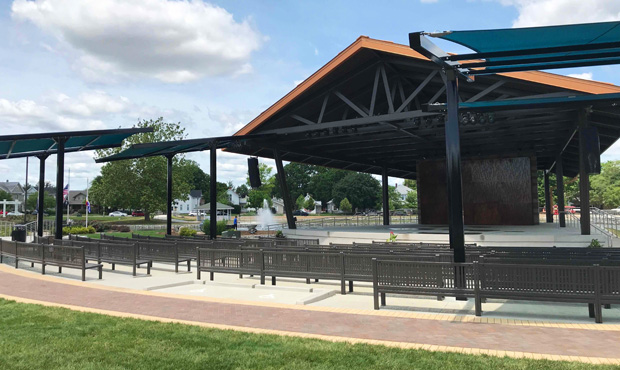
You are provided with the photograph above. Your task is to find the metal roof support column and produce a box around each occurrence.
[382,167,390,225]
[166,155,173,236]
[578,110,590,235]
[37,154,48,237]
[556,156,566,227]
[210,142,217,239]
[544,170,553,223]
[54,137,66,240]
[274,149,296,230]
[443,70,465,263]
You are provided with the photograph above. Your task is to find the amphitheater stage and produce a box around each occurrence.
[283,222,609,248]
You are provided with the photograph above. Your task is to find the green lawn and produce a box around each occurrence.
[0,299,612,370]
[81,229,166,239]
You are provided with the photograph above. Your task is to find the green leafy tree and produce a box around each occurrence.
[405,190,418,209]
[247,189,271,209]
[384,185,404,211]
[0,190,12,201]
[26,192,55,211]
[308,167,348,205]
[296,194,306,210]
[304,196,316,211]
[332,172,380,211]
[403,179,417,190]
[339,198,352,213]
[93,118,192,221]
[235,184,249,198]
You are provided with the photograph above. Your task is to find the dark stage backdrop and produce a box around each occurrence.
[417,157,539,225]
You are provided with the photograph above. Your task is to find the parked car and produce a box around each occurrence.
[391,210,408,216]
[109,211,127,217]
[7,211,24,216]
[31,210,49,216]
[131,210,145,217]
[292,210,309,216]
[188,211,197,216]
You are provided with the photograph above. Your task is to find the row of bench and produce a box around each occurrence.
[0,239,102,281]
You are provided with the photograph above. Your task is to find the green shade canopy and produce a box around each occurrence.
[0,128,152,160]
[96,134,274,163]
[457,92,620,110]
[411,21,620,75]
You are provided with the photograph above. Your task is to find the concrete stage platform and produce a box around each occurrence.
[284,222,611,247]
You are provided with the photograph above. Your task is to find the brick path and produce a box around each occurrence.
[1,267,620,362]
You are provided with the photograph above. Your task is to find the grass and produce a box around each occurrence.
[0,299,613,370]
[81,229,166,239]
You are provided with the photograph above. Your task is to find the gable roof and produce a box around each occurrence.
[235,36,620,136]
[189,190,202,198]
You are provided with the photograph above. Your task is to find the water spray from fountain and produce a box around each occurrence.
[257,199,274,230]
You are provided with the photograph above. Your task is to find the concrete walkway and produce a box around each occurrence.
[1,265,620,365]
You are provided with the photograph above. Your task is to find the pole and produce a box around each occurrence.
[578,109,590,235]
[86,178,89,228]
[210,143,217,239]
[54,138,66,239]
[24,157,28,223]
[382,167,390,226]
[274,149,296,230]
[166,155,173,236]
[66,167,70,224]
[37,155,47,237]
[544,170,553,223]
[556,156,565,228]
[444,70,465,263]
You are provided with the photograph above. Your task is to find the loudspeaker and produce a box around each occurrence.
[580,127,601,174]
[248,157,262,188]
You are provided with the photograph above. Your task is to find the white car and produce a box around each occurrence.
[609,207,620,214]
[7,211,23,216]
[108,211,127,217]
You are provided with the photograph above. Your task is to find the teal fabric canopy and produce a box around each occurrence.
[459,92,620,110]
[0,128,151,160]
[418,21,620,75]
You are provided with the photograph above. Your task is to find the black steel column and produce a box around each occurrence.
[444,70,465,263]
[556,156,566,228]
[382,167,390,225]
[37,155,47,237]
[166,155,173,236]
[578,110,590,235]
[544,170,553,223]
[274,149,296,230]
[54,138,66,240]
[210,143,217,239]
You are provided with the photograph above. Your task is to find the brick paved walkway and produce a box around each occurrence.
[1,266,620,363]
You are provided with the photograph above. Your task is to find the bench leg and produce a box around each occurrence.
[373,289,379,310]
[349,281,353,293]
[340,279,346,295]
[133,264,137,277]
[380,292,386,307]
[197,269,201,280]
[31,262,34,268]
[272,276,276,286]
[58,266,62,274]
[99,266,102,279]
[175,261,179,273]
[306,278,310,284]
[260,274,265,285]
[475,296,482,316]
[187,260,191,272]
[82,269,86,281]
[239,274,243,279]
[147,263,151,275]
[315,279,319,283]
[112,263,115,271]
[210,272,214,281]
[595,304,603,324]
[42,263,45,275]
[604,304,611,309]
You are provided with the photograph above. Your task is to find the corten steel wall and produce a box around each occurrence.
[418,157,536,225]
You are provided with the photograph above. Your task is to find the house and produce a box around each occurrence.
[394,183,413,201]
[174,190,202,214]
[0,181,25,204]
[195,202,233,221]
[68,190,88,213]
[271,197,285,214]
[226,188,240,205]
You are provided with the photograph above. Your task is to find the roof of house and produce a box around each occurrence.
[68,190,87,205]
[0,181,23,194]
[234,36,620,136]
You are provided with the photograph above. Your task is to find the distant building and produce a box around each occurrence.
[394,183,413,201]
[174,190,203,214]
[0,181,24,204]
[272,197,285,214]
[303,193,322,214]
[326,199,336,213]
[68,190,87,213]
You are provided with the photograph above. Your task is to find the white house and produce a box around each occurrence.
[326,199,336,213]
[303,193,322,214]
[272,197,285,214]
[0,181,24,204]
[174,190,202,214]
[226,188,240,206]
[196,202,233,221]
[394,183,413,201]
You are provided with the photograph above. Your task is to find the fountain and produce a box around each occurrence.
[257,199,274,230]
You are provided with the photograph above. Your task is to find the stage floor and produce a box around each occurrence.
[284,222,612,247]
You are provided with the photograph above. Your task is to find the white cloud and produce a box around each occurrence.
[567,72,594,80]
[497,0,620,27]
[11,0,264,83]
[420,0,439,3]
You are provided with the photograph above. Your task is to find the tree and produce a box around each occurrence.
[304,196,316,211]
[332,172,380,210]
[0,190,12,201]
[405,190,418,209]
[273,163,315,202]
[308,167,348,205]
[339,198,352,213]
[386,185,404,211]
[235,184,249,198]
[296,194,305,210]
[26,191,55,212]
[403,179,417,190]
[93,118,192,221]
[248,189,271,209]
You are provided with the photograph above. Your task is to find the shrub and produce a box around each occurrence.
[88,221,106,232]
[588,239,602,248]
[201,220,228,236]
[62,226,96,235]
[179,227,197,237]
[339,198,352,213]
[275,230,284,238]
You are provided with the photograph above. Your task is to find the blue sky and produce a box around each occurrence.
[1,0,620,190]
